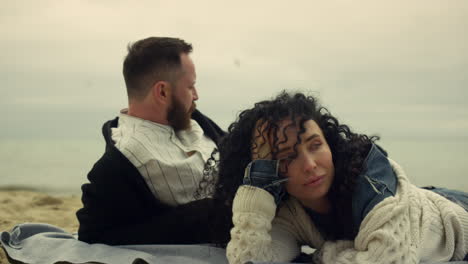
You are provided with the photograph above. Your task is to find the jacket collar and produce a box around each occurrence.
[101,109,225,150]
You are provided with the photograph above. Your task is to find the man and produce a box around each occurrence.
[76,37,225,245]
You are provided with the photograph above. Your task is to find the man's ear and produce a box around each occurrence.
[151,81,171,103]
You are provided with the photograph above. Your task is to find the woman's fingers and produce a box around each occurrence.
[252,120,272,160]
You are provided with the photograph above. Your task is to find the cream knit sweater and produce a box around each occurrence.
[226,159,468,264]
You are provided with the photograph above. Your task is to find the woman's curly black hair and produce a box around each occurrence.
[197,91,380,245]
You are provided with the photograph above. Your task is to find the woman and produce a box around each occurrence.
[206,92,468,264]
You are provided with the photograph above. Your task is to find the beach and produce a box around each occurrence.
[0,190,81,264]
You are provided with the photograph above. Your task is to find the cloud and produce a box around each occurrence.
[0,0,467,139]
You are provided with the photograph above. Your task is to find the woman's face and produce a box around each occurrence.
[275,119,335,212]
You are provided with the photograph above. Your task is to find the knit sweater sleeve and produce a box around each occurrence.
[313,194,418,264]
[312,159,420,264]
[226,185,301,264]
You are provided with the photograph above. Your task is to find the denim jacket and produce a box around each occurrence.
[245,143,398,236]
[351,144,397,233]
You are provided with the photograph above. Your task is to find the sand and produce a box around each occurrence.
[0,190,82,264]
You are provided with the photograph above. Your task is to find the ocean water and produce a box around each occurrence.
[0,139,104,195]
[0,137,467,194]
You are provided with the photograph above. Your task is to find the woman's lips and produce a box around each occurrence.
[304,175,325,187]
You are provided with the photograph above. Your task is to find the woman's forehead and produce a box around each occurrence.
[276,119,322,141]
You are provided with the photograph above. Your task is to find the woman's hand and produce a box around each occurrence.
[243,120,288,205]
[251,120,273,160]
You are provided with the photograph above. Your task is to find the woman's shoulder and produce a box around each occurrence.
[360,160,466,230]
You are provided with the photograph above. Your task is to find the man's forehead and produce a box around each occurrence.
[179,54,196,79]
[180,53,194,67]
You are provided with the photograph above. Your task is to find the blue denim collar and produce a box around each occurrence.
[351,144,397,234]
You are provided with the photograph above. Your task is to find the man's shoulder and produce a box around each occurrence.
[102,116,119,128]
[87,117,139,185]
[191,110,226,142]
[87,145,136,182]
[100,117,119,142]
[191,109,218,123]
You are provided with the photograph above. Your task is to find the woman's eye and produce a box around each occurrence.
[279,156,294,175]
[310,142,322,151]
[278,153,294,161]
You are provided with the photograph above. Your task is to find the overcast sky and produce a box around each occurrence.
[1,0,467,141]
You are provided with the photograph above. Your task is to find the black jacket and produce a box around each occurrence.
[76,110,225,245]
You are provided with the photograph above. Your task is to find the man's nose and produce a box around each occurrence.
[192,87,199,101]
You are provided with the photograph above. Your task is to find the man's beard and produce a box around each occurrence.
[167,96,196,131]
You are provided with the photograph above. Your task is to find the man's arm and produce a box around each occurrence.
[78,197,215,245]
[76,151,215,245]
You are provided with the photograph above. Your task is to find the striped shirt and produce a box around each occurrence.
[111,111,218,206]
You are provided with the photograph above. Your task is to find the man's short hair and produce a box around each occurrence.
[123,37,193,100]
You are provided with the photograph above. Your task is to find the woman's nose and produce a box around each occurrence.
[303,154,318,173]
